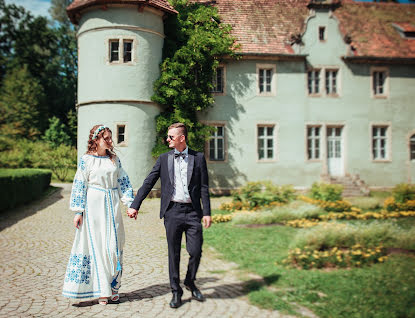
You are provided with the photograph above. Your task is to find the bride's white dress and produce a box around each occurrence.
[62,154,134,299]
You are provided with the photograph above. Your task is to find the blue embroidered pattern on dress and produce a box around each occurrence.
[70,179,87,210]
[65,254,91,284]
[79,158,86,171]
[118,176,133,199]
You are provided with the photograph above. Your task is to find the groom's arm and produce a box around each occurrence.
[130,156,161,211]
[200,154,211,217]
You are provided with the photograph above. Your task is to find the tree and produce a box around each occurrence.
[49,0,73,26]
[151,0,238,157]
[0,65,46,138]
[43,116,72,147]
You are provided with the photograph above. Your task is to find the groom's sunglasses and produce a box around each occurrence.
[167,135,182,141]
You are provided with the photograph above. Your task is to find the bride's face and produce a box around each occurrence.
[97,131,113,152]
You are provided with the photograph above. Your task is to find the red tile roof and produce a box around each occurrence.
[334,1,415,59]
[393,22,415,33]
[196,0,415,59]
[67,0,177,24]
[204,0,310,55]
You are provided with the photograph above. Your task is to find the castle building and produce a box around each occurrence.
[67,0,415,194]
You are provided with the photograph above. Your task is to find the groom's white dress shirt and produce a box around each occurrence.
[172,147,192,203]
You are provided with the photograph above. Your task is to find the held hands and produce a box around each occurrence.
[127,207,138,220]
[202,216,212,229]
[74,214,83,229]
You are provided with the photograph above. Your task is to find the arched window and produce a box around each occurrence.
[411,134,415,160]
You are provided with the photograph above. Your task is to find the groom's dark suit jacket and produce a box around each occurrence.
[130,149,211,219]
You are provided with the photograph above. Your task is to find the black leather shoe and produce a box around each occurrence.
[184,283,205,302]
[169,292,182,308]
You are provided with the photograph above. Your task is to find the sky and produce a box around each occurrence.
[4,0,52,18]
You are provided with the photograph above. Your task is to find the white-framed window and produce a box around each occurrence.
[319,26,326,41]
[208,125,225,161]
[110,40,120,62]
[307,69,321,95]
[372,125,389,160]
[212,66,225,94]
[257,64,276,96]
[109,38,135,64]
[257,125,275,160]
[410,134,415,161]
[307,126,321,160]
[325,69,338,95]
[123,40,133,62]
[115,123,128,146]
[371,67,389,98]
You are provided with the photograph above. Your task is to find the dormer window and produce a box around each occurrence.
[319,27,326,41]
[392,23,415,39]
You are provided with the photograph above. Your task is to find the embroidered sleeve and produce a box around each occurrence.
[116,157,134,207]
[69,156,88,212]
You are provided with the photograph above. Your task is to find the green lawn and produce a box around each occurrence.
[204,216,415,317]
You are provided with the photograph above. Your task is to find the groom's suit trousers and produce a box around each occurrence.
[164,201,203,294]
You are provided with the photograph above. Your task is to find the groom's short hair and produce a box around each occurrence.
[168,123,188,141]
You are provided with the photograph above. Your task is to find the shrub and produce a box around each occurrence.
[291,221,415,251]
[0,139,77,181]
[0,168,51,211]
[392,183,415,203]
[384,197,415,212]
[310,182,343,202]
[231,201,323,225]
[232,181,296,208]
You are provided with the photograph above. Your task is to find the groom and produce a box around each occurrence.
[127,122,212,308]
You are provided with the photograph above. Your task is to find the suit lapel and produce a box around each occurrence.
[187,150,194,186]
[168,151,174,186]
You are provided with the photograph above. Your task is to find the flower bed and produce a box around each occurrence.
[282,244,388,269]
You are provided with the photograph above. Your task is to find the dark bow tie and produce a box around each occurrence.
[174,152,186,159]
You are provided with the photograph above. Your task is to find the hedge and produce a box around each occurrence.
[0,168,52,211]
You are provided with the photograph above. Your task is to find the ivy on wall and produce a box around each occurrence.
[151,0,238,157]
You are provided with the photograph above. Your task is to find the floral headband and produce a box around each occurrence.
[92,125,109,140]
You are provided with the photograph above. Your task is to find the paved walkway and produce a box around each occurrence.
[0,184,294,318]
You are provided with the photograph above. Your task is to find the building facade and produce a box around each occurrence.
[68,0,415,192]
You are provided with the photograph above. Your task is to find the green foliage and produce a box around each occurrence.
[0,139,77,181]
[310,182,343,202]
[151,0,237,156]
[233,181,297,207]
[0,65,46,138]
[66,108,77,146]
[0,0,77,136]
[291,221,415,251]
[0,168,51,211]
[47,144,77,181]
[204,221,415,317]
[392,183,415,203]
[43,116,72,147]
[231,201,323,225]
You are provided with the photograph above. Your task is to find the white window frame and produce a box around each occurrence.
[306,125,322,161]
[107,37,137,65]
[256,64,276,96]
[307,66,340,97]
[203,121,228,163]
[325,69,339,96]
[409,132,415,161]
[115,122,128,147]
[370,123,391,162]
[212,65,226,95]
[307,68,321,96]
[257,124,277,162]
[371,67,389,98]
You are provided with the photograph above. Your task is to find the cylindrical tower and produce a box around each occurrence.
[67,0,177,187]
